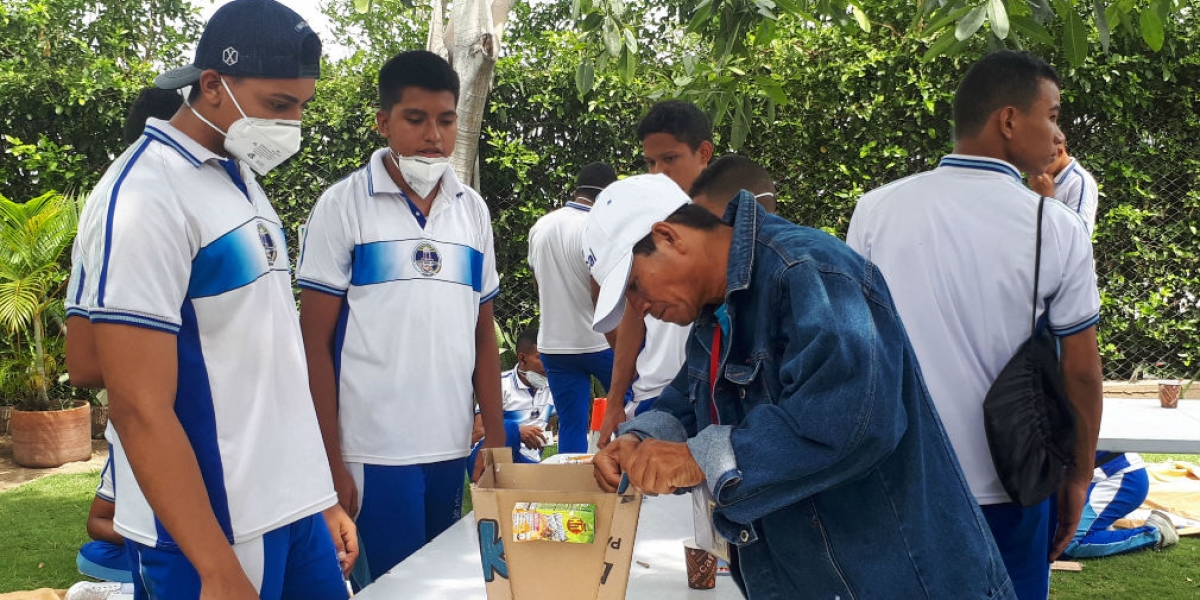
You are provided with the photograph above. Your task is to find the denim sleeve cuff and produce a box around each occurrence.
[686,425,742,497]
[619,410,689,443]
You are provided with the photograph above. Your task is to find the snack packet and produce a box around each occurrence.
[512,502,596,543]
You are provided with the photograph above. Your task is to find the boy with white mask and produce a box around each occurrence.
[468,327,556,467]
[297,50,506,588]
[67,0,357,598]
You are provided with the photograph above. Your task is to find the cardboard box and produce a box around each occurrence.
[471,448,643,600]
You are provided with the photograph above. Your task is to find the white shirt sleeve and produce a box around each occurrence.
[845,196,872,258]
[88,182,192,334]
[1045,203,1101,337]
[296,191,355,297]
[1054,165,1099,235]
[96,452,115,502]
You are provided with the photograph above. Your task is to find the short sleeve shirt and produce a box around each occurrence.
[527,204,609,354]
[297,148,500,465]
[70,118,335,547]
[847,154,1100,504]
[1053,158,1099,235]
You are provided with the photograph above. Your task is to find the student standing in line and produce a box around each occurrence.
[848,51,1103,600]
[527,163,618,453]
[70,1,357,598]
[596,101,710,447]
[297,50,506,588]
[1029,140,1100,234]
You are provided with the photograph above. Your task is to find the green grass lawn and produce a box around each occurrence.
[2,454,1197,596]
[0,471,95,592]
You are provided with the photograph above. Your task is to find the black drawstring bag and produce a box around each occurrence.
[982,196,1077,507]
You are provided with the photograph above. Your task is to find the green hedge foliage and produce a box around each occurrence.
[1,0,1196,378]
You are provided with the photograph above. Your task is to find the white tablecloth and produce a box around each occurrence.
[355,492,742,599]
[1097,398,1200,454]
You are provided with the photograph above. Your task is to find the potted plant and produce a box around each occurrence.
[0,190,90,467]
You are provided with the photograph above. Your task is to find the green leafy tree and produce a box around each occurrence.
[0,191,78,410]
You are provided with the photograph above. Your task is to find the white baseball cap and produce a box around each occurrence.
[582,174,691,333]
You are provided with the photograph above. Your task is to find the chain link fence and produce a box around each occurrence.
[479,149,1199,382]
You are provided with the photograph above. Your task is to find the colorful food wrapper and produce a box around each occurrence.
[512,502,596,543]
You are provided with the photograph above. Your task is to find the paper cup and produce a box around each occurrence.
[1158,380,1181,409]
[684,537,718,590]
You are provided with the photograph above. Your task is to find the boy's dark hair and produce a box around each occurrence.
[689,154,777,214]
[953,50,1060,139]
[516,327,538,354]
[124,87,185,144]
[378,50,461,112]
[636,100,713,150]
[574,162,617,202]
[631,204,725,256]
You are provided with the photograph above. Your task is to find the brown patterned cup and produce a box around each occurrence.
[684,538,717,590]
[1159,380,1181,409]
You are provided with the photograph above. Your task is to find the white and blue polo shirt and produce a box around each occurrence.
[70,118,336,547]
[499,368,554,462]
[848,154,1100,505]
[527,202,609,354]
[297,147,500,466]
[1053,157,1099,235]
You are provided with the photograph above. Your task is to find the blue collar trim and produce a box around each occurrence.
[937,155,1023,185]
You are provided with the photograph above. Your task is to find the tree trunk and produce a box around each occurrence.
[429,0,513,187]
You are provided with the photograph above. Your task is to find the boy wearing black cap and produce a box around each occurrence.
[526,162,621,453]
[67,1,355,598]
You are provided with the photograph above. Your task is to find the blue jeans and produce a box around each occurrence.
[540,350,616,453]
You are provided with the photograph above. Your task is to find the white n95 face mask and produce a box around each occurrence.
[390,150,450,199]
[189,78,302,175]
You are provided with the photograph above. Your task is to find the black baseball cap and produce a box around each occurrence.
[155,0,322,90]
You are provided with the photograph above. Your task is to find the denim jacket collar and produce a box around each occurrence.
[721,190,764,300]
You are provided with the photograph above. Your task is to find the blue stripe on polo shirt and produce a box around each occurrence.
[1051,313,1100,337]
[565,202,592,212]
[297,279,347,296]
[97,138,154,308]
[351,239,485,292]
[481,287,500,304]
[66,307,89,319]
[74,266,87,305]
[89,309,181,334]
[187,219,280,299]
[938,156,1022,184]
[143,126,202,167]
[156,299,232,548]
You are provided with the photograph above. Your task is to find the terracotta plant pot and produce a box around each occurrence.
[0,405,11,435]
[1158,380,1182,409]
[90,404,109,439]
[10,401,92,468]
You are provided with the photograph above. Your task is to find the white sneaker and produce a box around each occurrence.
[65,581,123,600]
[1146,510,1179,549]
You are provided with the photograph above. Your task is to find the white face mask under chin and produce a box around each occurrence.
[390,151,450,199]
[188,78,302,175]
[521,370,549,390]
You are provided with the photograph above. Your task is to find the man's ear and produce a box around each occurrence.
[375,109,390,139]
[651,221,686,253]
[196,69,225,108]
[997,106,1018,141]
[697,140,715,165]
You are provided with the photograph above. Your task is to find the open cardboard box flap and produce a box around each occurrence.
[471,448,643,600]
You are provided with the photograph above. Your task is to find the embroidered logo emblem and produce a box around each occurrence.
[413,242,442,277]
[223,47,239,66]
[257,223,277,264]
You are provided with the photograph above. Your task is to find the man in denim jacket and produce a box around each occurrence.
[586,174,1015,600]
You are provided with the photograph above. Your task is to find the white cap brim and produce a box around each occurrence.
[591,250,633,333]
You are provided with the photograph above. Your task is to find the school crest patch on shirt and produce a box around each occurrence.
[413,242,442,276]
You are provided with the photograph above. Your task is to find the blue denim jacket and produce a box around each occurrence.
[622,192,1015,599]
